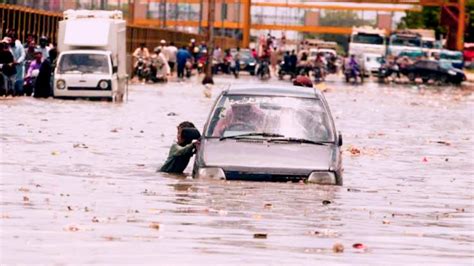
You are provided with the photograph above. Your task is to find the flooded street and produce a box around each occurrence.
[1,76,473,264]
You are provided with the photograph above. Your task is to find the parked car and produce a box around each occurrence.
[193,85,343,185]
[439,50,464,69]
[464,43,474,69]
[401,60,466,84]
[362,53,383,76]
[230,48,256,75]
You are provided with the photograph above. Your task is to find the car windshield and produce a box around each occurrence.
[58,53,111,74]
[352,33,384,45]
[206,95,335,142]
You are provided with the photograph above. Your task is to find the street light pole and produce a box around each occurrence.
[203,0,215,84]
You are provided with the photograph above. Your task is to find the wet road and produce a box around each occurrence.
[1,76,473,264]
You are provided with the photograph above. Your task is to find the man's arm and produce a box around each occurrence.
[170,143,195,157]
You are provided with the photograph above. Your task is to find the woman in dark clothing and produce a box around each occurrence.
[33,57,52,98]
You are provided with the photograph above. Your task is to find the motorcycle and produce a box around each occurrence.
[185,59,193,78]
[134,57,148,81]
[257,60,271,80]
[344,64,364,84]
[313,66,324,83]
[278,61,295,80]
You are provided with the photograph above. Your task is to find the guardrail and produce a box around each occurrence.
[0,3,240,55]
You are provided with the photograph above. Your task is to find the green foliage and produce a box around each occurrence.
[398,7,445,38]
[304,11,374,52]
[466,0,474,42]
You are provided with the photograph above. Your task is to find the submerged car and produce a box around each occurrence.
[402,60,466,84]
[193,85,343,185]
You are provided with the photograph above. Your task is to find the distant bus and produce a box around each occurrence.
[348,27,386,57]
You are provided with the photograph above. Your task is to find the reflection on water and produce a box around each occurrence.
[0,77,473,264]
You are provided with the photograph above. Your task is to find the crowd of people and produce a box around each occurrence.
[0,30,57,97]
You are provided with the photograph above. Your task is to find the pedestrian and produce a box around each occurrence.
[8,30,26,96]
[37,36,50,61]
[290,50,297,75]
[34,51,53,98]
[159,121,201,173]
[0,39,16,96]
[151,48,170,82]
[164,41,177,75]
[233,47,241,78]
[0,37,16,96]
[176,46,192,79]
[270,47,278,74]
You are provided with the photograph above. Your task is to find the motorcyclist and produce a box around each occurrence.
[282,51,292,73]
[314,53,326,79]
[132,43,150,79]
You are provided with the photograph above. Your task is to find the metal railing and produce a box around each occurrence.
[0,3,240,54]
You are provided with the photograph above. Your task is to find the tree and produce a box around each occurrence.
[398,7,446,39]
[304,11,374,53]
[466,0,474,43]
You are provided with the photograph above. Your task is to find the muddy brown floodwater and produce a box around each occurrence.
[1,76,473,264]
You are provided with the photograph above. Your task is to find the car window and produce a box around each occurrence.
[426,61,439,70]
[414,61,427,68]
[206,95,335,142]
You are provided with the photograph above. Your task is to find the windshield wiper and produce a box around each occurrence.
[268,137,331,145]
[220,132,284,141]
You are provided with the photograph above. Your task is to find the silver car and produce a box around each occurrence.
[193,85,343,185]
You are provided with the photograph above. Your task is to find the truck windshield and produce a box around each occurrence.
[352,33,384,45]
[390,36,421,47]
[58,54,110,74]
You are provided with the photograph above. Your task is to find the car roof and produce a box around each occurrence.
[224,84,322,98]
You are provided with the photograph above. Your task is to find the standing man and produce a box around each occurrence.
[8,30,26,96]
[0,39,15,96]
[176,46,192,80]
[164,41,177,75]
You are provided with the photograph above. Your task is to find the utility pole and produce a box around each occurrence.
[203,0,215,84]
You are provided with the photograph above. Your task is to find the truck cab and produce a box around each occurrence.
[54,10,127,101]
[388,30,423,57]
[348,27,386,57]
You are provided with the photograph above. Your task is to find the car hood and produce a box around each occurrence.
[201,139,336,172]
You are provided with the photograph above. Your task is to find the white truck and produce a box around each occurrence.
[54,10,127,101]
[348,27,387,57]
[387,30,423,57]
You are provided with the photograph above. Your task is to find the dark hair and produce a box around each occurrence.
[170,41,175,46]
[178,121,195,129]
[49,48,58,61]
[181,128,201,145]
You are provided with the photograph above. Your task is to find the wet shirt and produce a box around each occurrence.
[177,49,192,66]
[159,143,195,173]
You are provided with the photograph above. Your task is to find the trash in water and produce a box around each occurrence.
[422,157,428,162]
[353,243,366,249]
[332,243,344,253]
[149,222,160,230]
[322,200,332,205]
[253,233,267,239]
[167,112,178,116]
[264,203,273,209]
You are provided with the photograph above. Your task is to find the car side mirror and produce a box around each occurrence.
[112,66,118,73]
[338,132,343,147]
